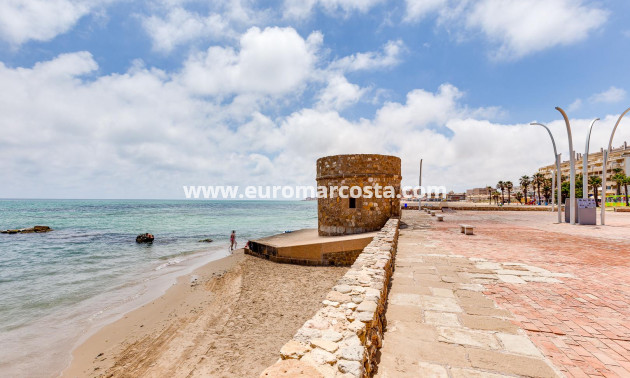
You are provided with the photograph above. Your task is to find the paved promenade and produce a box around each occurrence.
[377,210,630,377]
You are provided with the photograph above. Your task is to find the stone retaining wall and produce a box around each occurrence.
[260,218,400,378]
[322,249,364,266]
[245,246,325,266]
[246,242,368,267]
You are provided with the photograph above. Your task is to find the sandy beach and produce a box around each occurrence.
[63,250,348,378]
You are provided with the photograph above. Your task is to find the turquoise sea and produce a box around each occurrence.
[0,199,317,377]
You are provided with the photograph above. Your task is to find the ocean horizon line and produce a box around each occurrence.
[0,197,311,202]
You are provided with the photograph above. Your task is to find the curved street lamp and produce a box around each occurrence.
[601,107,630,225]
[419,158,423,210]
[531,122,563,223]
[556,107,577,225]
[583,118,599,199]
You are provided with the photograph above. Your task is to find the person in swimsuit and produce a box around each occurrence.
[230,230,237,251]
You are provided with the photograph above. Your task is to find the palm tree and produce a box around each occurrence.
[520,175,530,204]
[624,175,630,207]
[589,175,602,207]
[532,173,545,205]
[492,191,501,205]
[486,185,493,204]
[612,168,624,196]
[559,174,569,203]
[515,192,523,204]
[572,173,584,199]
[542,178,552,204]
[505,181,513,205]
[497,181,505,205]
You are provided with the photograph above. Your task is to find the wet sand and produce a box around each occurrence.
[63,250,348,378]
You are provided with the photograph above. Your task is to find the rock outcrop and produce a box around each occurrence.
[136,233,154,243]
[1,226,52,234]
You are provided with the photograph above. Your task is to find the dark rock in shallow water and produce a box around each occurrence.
[1,226,52,234]
[198,238,213,243]
[136,233,154,243]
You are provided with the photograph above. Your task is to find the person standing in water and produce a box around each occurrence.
[230,230,237,252]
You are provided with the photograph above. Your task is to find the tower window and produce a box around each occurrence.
[349,197,356,208]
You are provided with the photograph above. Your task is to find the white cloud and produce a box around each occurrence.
[0,51,248,197]
[316,75,367,111]
[221,0,266,25]
[404,0,447,22]
[568,98,583,112]
[403,0,608,60]
[374,84,463,130]
[142,8,233,52]
[3,42,630,198]
[0,0,108,45]
[139,0,269,52]
[283,0,318,20]
[589,86,626,104]
[329,40,404,72]
[467,0,608,60]
[179,27,321,96]
[283,0,383,20]
[565,87,626,113]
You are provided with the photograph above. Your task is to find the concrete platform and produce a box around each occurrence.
[245,229,377,266]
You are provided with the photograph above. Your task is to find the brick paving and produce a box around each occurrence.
[377,211,562,377]
[425,210,630,377]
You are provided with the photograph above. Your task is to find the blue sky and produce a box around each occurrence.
[1,0,630,199]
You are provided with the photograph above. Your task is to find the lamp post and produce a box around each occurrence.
[583,118,599,200]
[556,153,562,217]
[419,159,423,210]
[551,159,556,213]
[531,122,563,223]
[601,107,630,225]
[556,107,576,224]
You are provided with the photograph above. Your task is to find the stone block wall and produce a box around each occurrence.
[260,218,400,378]
[322,249,363,267]
[317,155,401,236]
[246,243,368,267]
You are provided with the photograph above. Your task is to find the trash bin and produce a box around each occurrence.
[577,198,596,225]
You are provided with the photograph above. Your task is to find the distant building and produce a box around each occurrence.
[446,192,466,202]
[538,141,630,197]
[466,187,490,203]
[426,192,444,201]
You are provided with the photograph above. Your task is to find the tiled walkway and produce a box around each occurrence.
[431,211,630,377]
[378,210,630,377]
[377,212,561,377]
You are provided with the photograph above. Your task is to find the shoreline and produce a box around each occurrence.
[0,244,230,378]
[0,199,319,377]
[62,248,349,377]
[62,249,244,377]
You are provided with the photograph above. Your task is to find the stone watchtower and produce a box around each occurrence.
[316,154,401,236]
